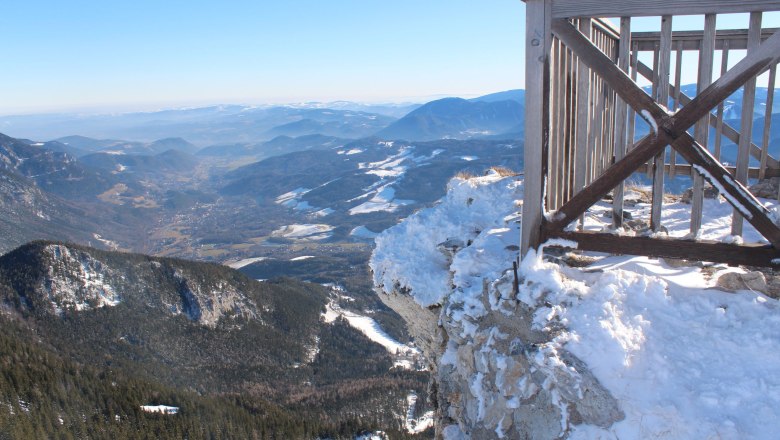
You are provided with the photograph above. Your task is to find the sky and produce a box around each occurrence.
[0,2,777,115]
[0,0,525,114]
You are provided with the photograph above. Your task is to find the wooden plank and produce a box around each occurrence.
[565,46,576,202]
[733,12,762,237]
[669,41,684,178]
[551,0,780,19]
[760,65,776,180]
[520,0,552,257]
[575,18,592,209]
[651,16,672,232]
[636,60,780,169]
[626,41,639,147]
[638,163,780,178]
[632,28,779,51]
[550,38,561,210]
[548,20,780,247]
[714,41,729,161]
[543,229,780,267]
[612,17,632,229]
[691,14,716,235]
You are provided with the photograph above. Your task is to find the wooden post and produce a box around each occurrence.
[732,12,762,237]
[575,18,593,228]
[520,0,552,257]
[612,17,631,229]
[760,64,776,180]
[714,40,729,162]
[651,15,672,232]
[691,14,716,235]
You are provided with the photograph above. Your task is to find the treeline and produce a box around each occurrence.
[0,319,429,439]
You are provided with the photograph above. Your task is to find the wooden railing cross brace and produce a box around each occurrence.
[546,18,780,249]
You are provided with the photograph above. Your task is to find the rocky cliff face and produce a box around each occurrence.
[371,172,623,439]
[1,241,258,327]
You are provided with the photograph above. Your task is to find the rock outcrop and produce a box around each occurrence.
[371,173,623,439]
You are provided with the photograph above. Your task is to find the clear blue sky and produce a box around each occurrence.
[0,2,777,115]
[0,0,525,114]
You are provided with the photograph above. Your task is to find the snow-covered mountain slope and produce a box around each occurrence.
[219,138,520,244]
[371,173,780,439]
[1,241,260,326]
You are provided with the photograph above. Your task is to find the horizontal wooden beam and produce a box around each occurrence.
[544,229,780,267]
[638,163,780,178]
[551,0,780,19]
[632,28,779,51]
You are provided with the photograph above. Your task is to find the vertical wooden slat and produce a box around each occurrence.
[714,40,730,162]
[760,65,776,180]
[574,18,592,227]
[691,14,717,235]
[651,15,672,232]
[612,17,632,229]
[520,0,552,257]
[565,46,575,203]
[550,38,561,210]
[627,41,639,147]
[669,41,684,178]
[732,11,762,237]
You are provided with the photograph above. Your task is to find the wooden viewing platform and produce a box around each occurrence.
[521,0,780,266]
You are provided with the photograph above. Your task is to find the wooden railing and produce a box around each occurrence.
[522,0,780,266]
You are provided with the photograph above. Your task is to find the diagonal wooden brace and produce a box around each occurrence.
[635,60,780,169]
[548,19,780,248]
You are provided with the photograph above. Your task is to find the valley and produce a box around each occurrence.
[0,91,526,438]
[1,84,776,438]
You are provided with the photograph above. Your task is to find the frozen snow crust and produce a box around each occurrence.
[371,173,780,439]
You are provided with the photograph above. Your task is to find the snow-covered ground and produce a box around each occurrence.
[580,186,779,244]
[405,392,435,434]
[322,298,419,358]
[140,405,179,415]
[371,172,780,439]
[321,285,422,370]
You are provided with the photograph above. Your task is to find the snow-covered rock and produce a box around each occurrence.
[371,173,780,439]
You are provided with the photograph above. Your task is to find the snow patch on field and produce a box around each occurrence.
[350,226,379,239]
[271,224,334,241]
[349,186,414,215]
[275,187,312,211]
[225,256,267,269]
[290,255,314,261]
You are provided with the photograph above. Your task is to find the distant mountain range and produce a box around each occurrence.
[0,90,525,148]
[377,96,523,141]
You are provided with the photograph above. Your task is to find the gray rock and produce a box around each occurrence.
[749,177,780,199]
[716,271,768,294]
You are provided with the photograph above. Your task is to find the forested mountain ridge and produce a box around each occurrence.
[0,241,431,438]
